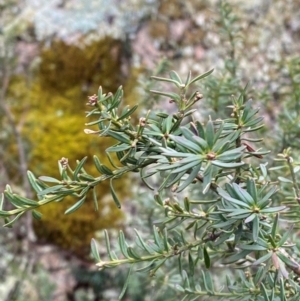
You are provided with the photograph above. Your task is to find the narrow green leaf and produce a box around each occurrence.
[164,115,173,134]
[212,218,238,228]
[202,270,214,292]
[169,70,182,84]
[153,225,164,250]
[195,121,205,139]
[163,228,169,252]
[110,179,121,208]
[151,75,181,85]
[244,213,256,223]
[238,270,252,288]
[243,124,264,132]
[91,238,101,262]
[153,194,163,206]
[212,160,245,168]
[4,190,25,208]
[37,184,64,196]
[127,247,141,260]
[178,253,183,276]
[252,215,259,242]
[32,210,42,220]
[203,162,213,194]
[150,90,181,102]
[278,176,293,183]
[118,231,130,259]
[134,229,155,255]
[215,145,245,161]
[253,252,273,265]
[107,130,131,144]
[118,266,132,300]
[73,156,88,181]
[188,252,195,276]
[183,197,190,212]
[277,252,298,269]
[244,116,264,128]
[213,232,233,246]
[171,160,200,174]
[106,144,131,153]
[64,196,86,214]
[258,186,278,208]
[239,244,267,251]
[246,178,258,201]
[119,147,135,164]
[253,266,267,285]
[217,187,251,208]
[226,209,251,217]
[260,283,271,301]
[92,188,99,211]
[176,165,201,192]
[135,260,156,273]
[271,214,279,238]
[224,250,252,264]
[181,127,196,140]
[206,119,215,149]
[104,229,116,261]
[117,105,138,121]
[187,68,214,86]
[279,278,287,301]
[0,210,12,217]
[0,193,4,211]
[185,70,192,86]
[13,194,39,207]
[232,183,254,205]
[98,121,111,136]
[213,122,224,144]
[149,258,167,276]
[3,211,25,227]
[241,99,253,122]
[111,85,123,106]
[27,171,43,193]
[97,85,103,99]
[261,206,286,213]
[175,285,185,294]
[100,164,114,175]
[169,135,201,153]
[38,176,61,183]
[203,246,211,268]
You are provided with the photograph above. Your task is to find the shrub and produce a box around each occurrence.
[2,65,300,300]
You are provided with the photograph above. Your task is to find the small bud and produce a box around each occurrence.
[245,271,251,278]
[206,152,216,160]
[164,198,170,206]
[194,91,203,101]
[139,117,146,127]
[171,184,178,192]
[242,142,263,159]
[59,157,68,169]
[84,129,100,134]
[87,94,98,106]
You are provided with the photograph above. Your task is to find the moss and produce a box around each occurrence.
[7,37,143,258]
[38,38,123,94]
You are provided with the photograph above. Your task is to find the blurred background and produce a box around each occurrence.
[1,0,300,300]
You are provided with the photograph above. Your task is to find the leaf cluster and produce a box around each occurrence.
[1,66,300,300]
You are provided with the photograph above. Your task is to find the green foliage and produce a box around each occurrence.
[2,1,300,300]
[2,62,300,300]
